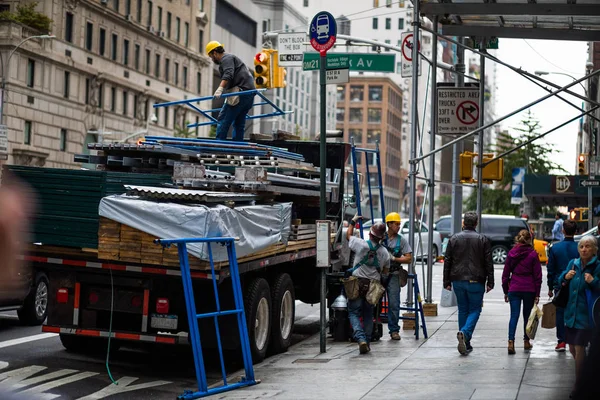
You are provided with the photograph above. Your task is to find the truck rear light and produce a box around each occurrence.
[131,295,142,308]
[89,292,99,305]
[57,288,69,304]
[156,298,169,314]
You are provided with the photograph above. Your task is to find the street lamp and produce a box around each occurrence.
[0,34,56,124]
[534,70,588,96]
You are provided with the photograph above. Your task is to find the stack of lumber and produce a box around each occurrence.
[289,224,316,241]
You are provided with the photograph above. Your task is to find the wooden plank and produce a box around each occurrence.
[289,233,316,241]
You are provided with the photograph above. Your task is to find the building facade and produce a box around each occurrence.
[336,76,403,217]
[1,0,212,168]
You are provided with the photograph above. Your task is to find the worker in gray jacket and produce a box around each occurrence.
[206,40,256,141]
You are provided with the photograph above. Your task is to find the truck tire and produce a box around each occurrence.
[59,334,90,352]
[244,278,271,363]
[17,272,49,325]
[269,273,295,354]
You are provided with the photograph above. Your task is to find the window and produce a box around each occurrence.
[215,0,257,46]
[26,59,35,88]
[186,0,190,5]
[385,18,391,29]
[304,0,309,6]
[372,18,378,29]
[176,17,181,42]
[196,72,201,94]
[373,0,379,6]
[165,58,170,82]
[183,66,188,88]
[369,86,383,101]
[174,62,179,85]
[198,30,204,52]
[65,12,73,42]
[164,107,169,127]
[110,87,116,112]
[398,18,404,30]
[99,28,106,56]
[336,86,345,101]
[147,1,152,26]
[368,108,382,123]
[60,129,67,151]
[111,34,118,61]
[166,12,172,39]
[349,129,363,145]
[125,0,131,15]
[386,0,392,7]
[367,129,381,143]
[85,78,90,104]
[349,108,363,122]
[136,0,142,23]
[436,218,451,231]
[85,22,93,51]
[122,91,128,115]
[336,107,345,122]
[98,82,103,108]
[134,44,140,70]
[113,0,119,12]
[133,94,138,118]
[384,39,390,51]
[123,39,130,66]
[350,86,364,101]
[157,7,162,31]
[199,0,204,11]
[63,71,70,98]
[24,121,32,145]
[145,49,150,74]
[155,54,160,78]
[184,22,189,47]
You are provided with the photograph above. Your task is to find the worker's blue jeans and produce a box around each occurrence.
[387,274,401,334]
[348,296,374,344]
[216,93,255,141]
[452,280,485,343]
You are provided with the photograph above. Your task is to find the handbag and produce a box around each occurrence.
[366,279,386,305]
[526,304,542,339]
[541,302,557,329]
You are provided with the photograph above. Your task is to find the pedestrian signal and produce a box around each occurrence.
[254,50,273,89]
[578,153,587,176]
[481,155,504,182]
[459,152,473,183]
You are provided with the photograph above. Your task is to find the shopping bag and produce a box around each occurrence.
[541,302,556,329]
[526,304,543,340]
[440,288,457,307]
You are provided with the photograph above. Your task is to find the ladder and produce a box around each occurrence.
[155,237,258,399]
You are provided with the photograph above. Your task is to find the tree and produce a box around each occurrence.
[174,121,195,138]
[0,3,52,33]
[465,110,567,215]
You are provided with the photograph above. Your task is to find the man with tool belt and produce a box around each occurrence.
[345,216,390,354]
[206,40,256,141]
[383,212,413,341]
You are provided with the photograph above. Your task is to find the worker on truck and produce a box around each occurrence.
[205,40,256,142]
[345,215,390,354]
[383,212,413,341]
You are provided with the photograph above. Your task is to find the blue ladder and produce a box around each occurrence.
[397,274,428,340]
[155,237,258,399]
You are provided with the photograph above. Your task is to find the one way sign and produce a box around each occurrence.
[580,179,600,188]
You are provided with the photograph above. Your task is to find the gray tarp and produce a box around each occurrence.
[99,195,292,262]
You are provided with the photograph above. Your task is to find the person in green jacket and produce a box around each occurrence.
[558,235,600,396]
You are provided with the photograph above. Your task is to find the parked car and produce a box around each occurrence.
[0,265,48,326]
[434,214,529,264]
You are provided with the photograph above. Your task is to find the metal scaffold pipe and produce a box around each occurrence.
[476,50,486,234]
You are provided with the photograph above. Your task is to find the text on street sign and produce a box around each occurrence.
[302,52,395,72]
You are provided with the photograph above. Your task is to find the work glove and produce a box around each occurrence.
[350,214,362,225]
[213,87,224,99]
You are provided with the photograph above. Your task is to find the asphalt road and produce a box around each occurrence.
[0,302,320,400]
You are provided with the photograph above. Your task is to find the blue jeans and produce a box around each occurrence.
[555,288,565,343]
[216,94,255,141]
[387,274,401,334]
[508,291,535,341]
[452,280,485,342]
[348,296,374,344]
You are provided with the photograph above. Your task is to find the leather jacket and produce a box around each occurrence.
[443,228,494,288]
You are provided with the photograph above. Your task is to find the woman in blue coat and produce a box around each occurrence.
[558,235,600,396]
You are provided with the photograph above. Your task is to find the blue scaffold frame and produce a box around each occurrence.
[154,237,258,399]
[152,89,292,129]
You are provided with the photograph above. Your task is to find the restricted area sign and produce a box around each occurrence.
[309,11,337,53]
[401,32,421,78]
[278,32,305,67]
[437,86,480,135]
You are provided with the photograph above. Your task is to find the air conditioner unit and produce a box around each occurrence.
[159,31,166,38]
[147,26,155,33]
[125,14,133,22]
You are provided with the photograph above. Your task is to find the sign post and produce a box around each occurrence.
[400,32,421,78]
[310,10,336,354]
[277,32,306,67]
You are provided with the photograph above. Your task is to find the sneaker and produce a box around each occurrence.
[359,341,369,354]
[555,342,567,352]
[457,331,467,355]
[466,342,473,353]
[390,332,401,341]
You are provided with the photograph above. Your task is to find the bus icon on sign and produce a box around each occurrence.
[316,15,329,39]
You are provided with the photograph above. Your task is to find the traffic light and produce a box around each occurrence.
[569,209,579,220]
[481,155,504,182]
[578,153,588,175]
[459,152,473,182]
[271,50,287,89]
[254,50,274,89]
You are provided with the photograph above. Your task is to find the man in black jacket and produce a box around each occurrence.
[443,211,494,355]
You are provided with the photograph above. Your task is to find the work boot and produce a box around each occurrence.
[359,341,369,354]
[457,331,467,355]
[508,340,515,355]
[390,332,401,341]
[466,342,473,353]
[524,339,533,351]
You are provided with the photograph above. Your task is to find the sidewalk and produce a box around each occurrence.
[219,267,575,400]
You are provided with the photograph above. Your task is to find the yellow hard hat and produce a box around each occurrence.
[205,40,223,56]
[385,212,401,223]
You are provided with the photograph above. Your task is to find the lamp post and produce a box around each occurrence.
[0,34,55,125]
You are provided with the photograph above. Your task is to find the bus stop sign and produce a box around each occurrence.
[309,11,337,53]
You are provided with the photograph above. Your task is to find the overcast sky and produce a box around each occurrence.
[496,39,589,175]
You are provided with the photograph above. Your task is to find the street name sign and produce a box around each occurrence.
[302,52,395,72]
[437,86,480,135]
[400,32,421,77]
[325,68,349,85]
[580,179,600,188]
[472,37,499,50]
[0,124,7,161]
[278,32,306,67]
